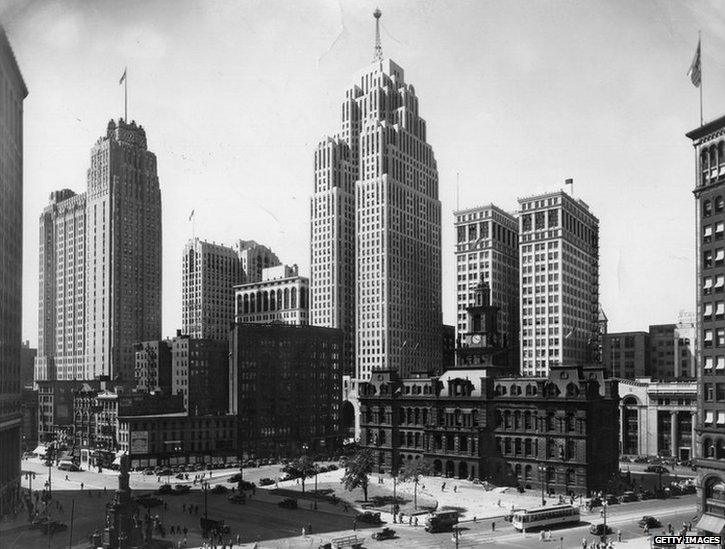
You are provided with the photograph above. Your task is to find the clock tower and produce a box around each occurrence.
[455,280,512,372]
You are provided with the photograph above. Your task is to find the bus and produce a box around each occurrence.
[511,505,580,531]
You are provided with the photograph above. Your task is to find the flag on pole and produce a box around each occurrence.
[687,39,701,87]
[119,68,127,85]
[188,209,195,222]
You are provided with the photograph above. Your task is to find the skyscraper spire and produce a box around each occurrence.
[373,8,383,62]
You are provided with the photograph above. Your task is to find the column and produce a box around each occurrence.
[619,404,625,454]
[670,411,678,459]
[691,411,697,459]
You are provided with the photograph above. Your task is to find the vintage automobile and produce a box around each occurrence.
[357,511,382,524]
[155,484,173,495]
[371,527,396,541]
[278,497,298,509]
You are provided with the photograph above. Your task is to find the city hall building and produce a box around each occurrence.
[357,364,619,495]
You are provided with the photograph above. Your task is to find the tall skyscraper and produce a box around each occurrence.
[518,190,599,376]
[85,119,162,381]
[182,239,243,340]
[35,189,77,381]
[0,25,27,516]
[236,240,280,283]
[454,205,519,361]
[181,238,280,339]
[686,117,725,534]
[311,10,442,380]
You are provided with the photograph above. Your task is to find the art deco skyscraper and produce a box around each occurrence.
[0,25,27,516]
[311,11,442,380]
[35,190,87,381]
[518,191,599,376]
[85,119,162,381]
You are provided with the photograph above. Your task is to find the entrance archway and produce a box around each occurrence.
[458,461,468,479]
[445,460,455,477]
[433,459,442,475]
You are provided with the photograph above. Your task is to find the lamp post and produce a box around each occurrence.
[600,501,609,543]
[453,524,463,549]
[538,463,546,506]
[202,481,209,521]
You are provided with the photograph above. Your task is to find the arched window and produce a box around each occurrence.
[415,408,420,424]
[250,293,256,313]
[513,411,521,429]
[291,287,297,308]
[262,291,269,311]
[243,294,249,314]
[422,409,428,424]
[704,438,714,458]
[283,288,289,309]
[256,291,262,312]
[524,411,532,430]
[566,383,579,398]
[378,409,385,424]
[269,291,276,311]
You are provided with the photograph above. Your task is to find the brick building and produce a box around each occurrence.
[229,323,343,457]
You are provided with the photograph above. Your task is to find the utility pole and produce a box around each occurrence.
[600,502,609,542]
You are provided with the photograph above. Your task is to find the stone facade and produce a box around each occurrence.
[358,364,619,495]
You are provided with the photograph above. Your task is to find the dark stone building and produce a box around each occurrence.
[21,388,38,453]
[442,324,455,370]
[229,323,343,457]
[134,332,228,416]
[687,116,725,538]
[357,364,619,495]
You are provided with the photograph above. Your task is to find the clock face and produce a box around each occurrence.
[472,334,481,344]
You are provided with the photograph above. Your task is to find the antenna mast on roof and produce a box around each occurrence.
[373,8,383,62]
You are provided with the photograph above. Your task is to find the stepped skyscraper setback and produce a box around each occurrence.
[310,10,442,380]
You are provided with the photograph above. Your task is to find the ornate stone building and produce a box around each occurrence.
[358,364,619,495]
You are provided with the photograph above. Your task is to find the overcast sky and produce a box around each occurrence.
[4,0,723,345]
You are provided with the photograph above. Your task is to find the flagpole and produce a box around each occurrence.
[699,31,703,126]
[124,69,128,122]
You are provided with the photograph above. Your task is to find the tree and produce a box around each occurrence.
[397,459,430,510]
[341,449,375,501]
[282,456,317,493]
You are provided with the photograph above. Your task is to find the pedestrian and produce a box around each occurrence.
[343,503,348,512]
[408,515,412,525]
[414,516,418,527]
[236,534,240,545]
[80,482,84,490]
[453,485,457,493]
[492,521,495,531]
[617,530,622,542]
[581,537,587,549]
[441,482,446,491]
[171,525,175,535]
[65,475,69,481]
[353,518,357,531]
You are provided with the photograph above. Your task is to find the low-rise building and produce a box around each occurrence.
[116,413,237,469]
[357,364,619,495]
[229,323,342,457]
[603,331,650,379]
[234,265,309,325]
[618,378,697,459]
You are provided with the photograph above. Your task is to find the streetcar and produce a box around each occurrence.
[511,504,580,531]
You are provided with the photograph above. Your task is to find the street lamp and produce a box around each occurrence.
[538,463,546,506]
[452,525,463,549]
[600,501,609,543]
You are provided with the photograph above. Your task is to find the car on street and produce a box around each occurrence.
[589,524,613,536]
[142,468,154,475]
[604,494,619,505]
[587,497,602,510]
[156,484,173,495]
[259,478,275,486]
[645,465,670,474]
[618,491,638,503]
[357,511,382,524]
[173,484,190,495]
[210,484,228,494]
[227,493,246,504]
[35,520,68,534]
[278,497,298,509]
[372,527,396,541]
[638,516,662,529]
[58,461,79,472]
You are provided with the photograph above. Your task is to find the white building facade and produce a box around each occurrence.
[234,265,309,325]
[518,191,599,376]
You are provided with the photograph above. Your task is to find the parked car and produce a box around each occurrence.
[633,456,649,464]
[638,516,662,529]
[357,511,382,524]
[211,484,228,494]
[618,491,638,503]
[142,468,154,476]
[158,468,172,477]
[590,524,613,536]
[371,527,396,541]
[227,473,243,483]
[604,494,619,505]
[58,461,79,472]
[587,497,602,510]
[227,493,246,504]
[200,517,230,534]
[175,473,185,480]
[645,465,670,474]
[278,498,298,509]
[38,520,67,534]
[173,484,190,495]
[155,484,173,495]
[259,478,275,486]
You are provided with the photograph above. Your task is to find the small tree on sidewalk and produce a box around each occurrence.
[397,459,430,510]
[282,456,317,493]
[341,448,375,502]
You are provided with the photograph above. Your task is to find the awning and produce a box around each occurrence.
[32,446,46,456]
[695,514,725,534]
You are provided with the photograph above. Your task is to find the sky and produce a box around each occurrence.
[3,0,723,345]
